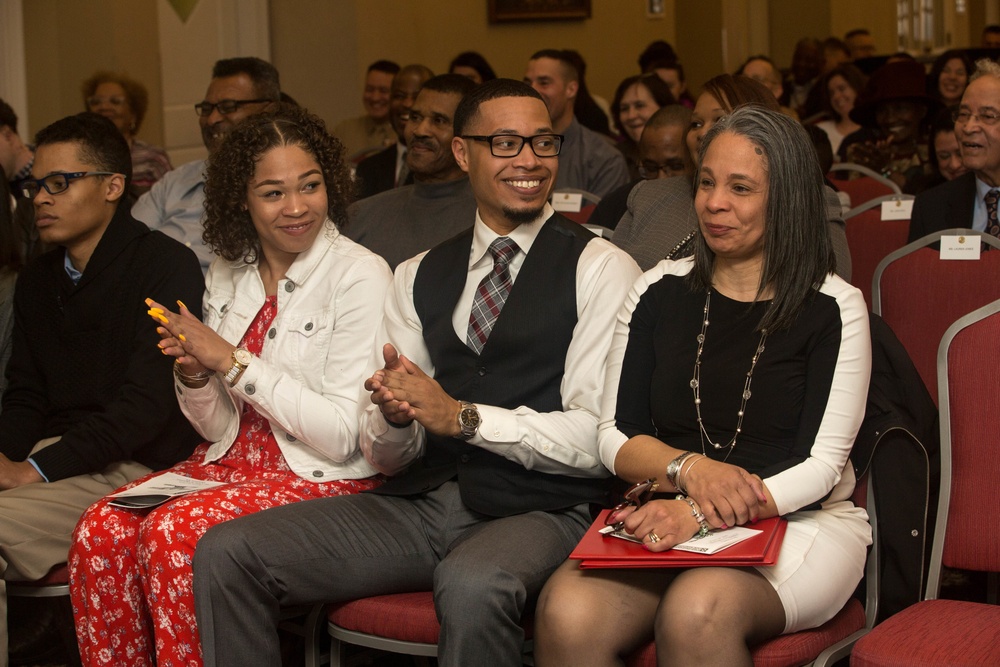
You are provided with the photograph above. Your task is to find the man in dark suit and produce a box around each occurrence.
[909,59,1000,241]
[354,64,433,199]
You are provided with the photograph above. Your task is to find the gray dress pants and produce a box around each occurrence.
[194,481,590,667]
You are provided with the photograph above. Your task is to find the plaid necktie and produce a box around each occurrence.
[467,237,520,355]
[986,189,1000,238]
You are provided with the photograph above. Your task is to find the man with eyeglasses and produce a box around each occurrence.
[132,57,281,271]
[0,98,46,263]
[346,74,478,270]
[588,105,694,233]
[355,64,434,200]
[524,49,629,198]
[910,58,1000,241]
[193,80,640,667]
[0,112,203,665]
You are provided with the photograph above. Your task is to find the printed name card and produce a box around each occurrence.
[551,192,583,213]
[940,235,982,260]
[881,198,914,220]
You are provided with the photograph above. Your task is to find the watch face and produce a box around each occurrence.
[234,349,253,365]
[460,406,480,429]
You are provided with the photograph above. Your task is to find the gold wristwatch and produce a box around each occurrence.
[223,348,253,387]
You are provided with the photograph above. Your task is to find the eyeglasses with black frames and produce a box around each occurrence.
[20,172,117,199]
[638,159,688,180]
[605,478,659,531]
[461,134,564,158]
[194,99,270,117]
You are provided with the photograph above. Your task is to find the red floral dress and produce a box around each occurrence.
[69,296,381,667]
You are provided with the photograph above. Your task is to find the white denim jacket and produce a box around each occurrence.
[175,220,391,481]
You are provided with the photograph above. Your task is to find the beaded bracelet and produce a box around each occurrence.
[676,494,711,538]
[666,451,696,490]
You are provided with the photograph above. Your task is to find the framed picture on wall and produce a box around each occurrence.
[488,0,592,23]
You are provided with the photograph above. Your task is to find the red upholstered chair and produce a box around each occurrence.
[872,230,1000,405]
[828,163,901,210]
[625,473,878,667]
[6,563,70,598]
[551,189,601,225]
[843,195,913,311]
[851,298,1000,666]
[323,592,533,667]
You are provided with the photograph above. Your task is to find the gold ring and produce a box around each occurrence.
[647,532,661,543]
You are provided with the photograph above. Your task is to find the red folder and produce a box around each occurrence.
[570,510,787,569]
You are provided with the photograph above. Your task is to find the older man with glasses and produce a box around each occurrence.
[193,80,641,667]
[132,56,281,272]
[910,58,1000,241]
[0,112,203,666]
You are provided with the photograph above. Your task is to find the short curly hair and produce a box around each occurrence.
[81,71,149,133]
[203,105,352,263]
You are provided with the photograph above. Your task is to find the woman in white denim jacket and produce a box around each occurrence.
[70,106,392,667]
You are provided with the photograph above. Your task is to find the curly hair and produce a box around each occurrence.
[203,104,353,263]
[81,71,149,133]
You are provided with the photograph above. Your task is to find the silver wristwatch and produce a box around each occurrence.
[223,348,254,386]
[458,401,481,440]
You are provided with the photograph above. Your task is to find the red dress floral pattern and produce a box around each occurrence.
[69,296,380,666]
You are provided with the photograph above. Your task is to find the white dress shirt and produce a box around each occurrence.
[359,203,641,478]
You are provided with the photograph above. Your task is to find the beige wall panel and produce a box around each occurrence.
[830,1,898,56]
[273,0,677,128]
[768,0,829,69]
[23,0,163,144]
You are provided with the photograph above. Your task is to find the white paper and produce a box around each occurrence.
[108,472,226,508]
[551,192,583,212]
[599,524,762,554]
[880,199,913,220]
[940,235,982,261]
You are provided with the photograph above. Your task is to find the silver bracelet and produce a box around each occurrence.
[676,494,711,538]
[676,455,706,495]
[666,451,696,490]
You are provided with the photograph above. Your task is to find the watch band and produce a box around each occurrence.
[224,349,253,387]
[458,401,481,440]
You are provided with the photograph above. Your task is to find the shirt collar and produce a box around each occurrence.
[468,202,554,270]
[975,175,999,200]
[63,250,82,284]
[11,153,33,184]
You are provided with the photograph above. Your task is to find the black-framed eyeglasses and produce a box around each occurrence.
[194,99,270,117]
[638,160,689,180]
[953,109,1000,126]
[19,172,117,199]
[461,134,563,158]
[605,478,659,530]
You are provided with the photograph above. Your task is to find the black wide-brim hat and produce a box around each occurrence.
[849,59,940,127]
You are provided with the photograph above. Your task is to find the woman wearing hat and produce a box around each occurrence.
[838,59,939,194]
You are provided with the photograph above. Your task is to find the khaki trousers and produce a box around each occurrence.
[0,438,149,666]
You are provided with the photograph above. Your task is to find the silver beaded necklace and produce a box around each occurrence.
[690,289,768,462]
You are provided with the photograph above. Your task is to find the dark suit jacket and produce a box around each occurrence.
[354,143,413,200]
[908,171,977,242]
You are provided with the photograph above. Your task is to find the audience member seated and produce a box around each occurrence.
[354,64,433,200]
[814,63,866,156]
[0,173,20,409]
[982,24,1000,49]
[0,112,203,662]
[132,57,281,272]
[449,51,496,84]
[190,79,641,667]
[909,108,969,194]
[525,49,629,197]
[333,59,399,159]
[645,59,696,108]
[613,74,852,278]
[70,105,391,667]
[563,49,614,138]
[782,37,825,118]
[638,40,679,74]
[840,59,937,194]
[928,49,972,110]
[588,105,692,232]
[534,105,872,666]
[737,55,799,119]
[82,71,173,198]
[822,37,851,73]
[346,74,477,269]
[611,74,675,180]
[0,99,44,262]
[845,28,878,61]
[909,59,1000,241]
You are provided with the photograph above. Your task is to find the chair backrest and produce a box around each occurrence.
[928,298,1000,598]
[561,203,598,225]
[829,163,902,209]
[873,230,1000,404]
[844,200,912,310]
